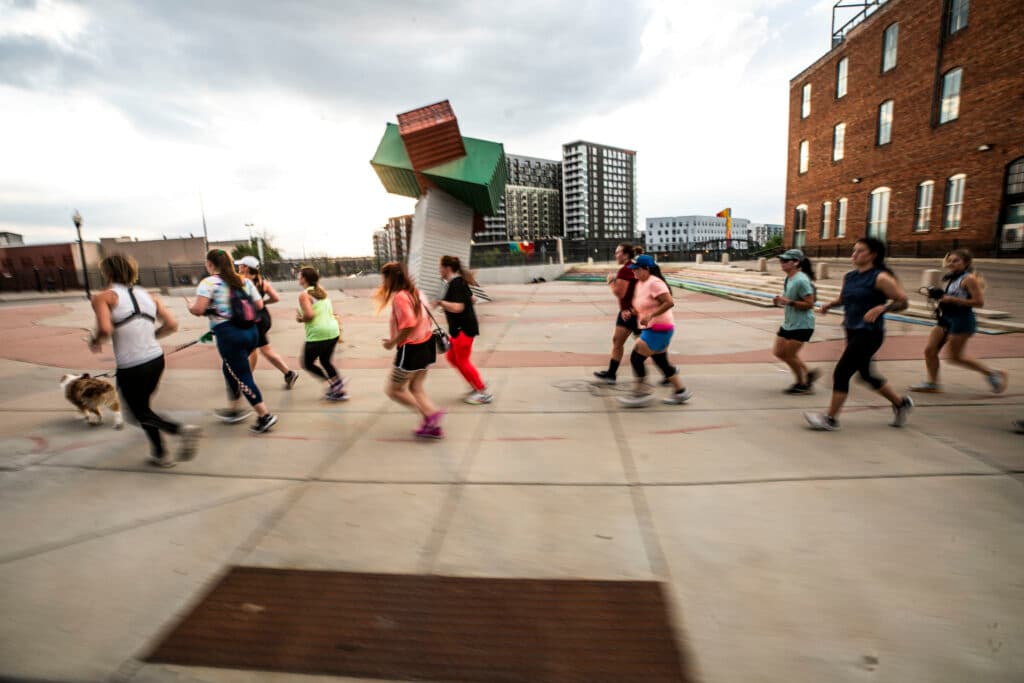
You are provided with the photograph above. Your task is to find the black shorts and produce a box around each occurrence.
[615,311,640,335]
[777,327,813,342]
[255,312,272,348]
[393,338,436,372]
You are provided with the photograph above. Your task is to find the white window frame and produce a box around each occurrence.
[836,197,848,238]
[793,205,808,247]
[868,187,891,241]
[821,201,832,239]
[799,140,809,174]
[949,0,969,34]
[833,123,846,161]
[877,100,894,145]
[801,83,811,119]
[944,174,966,230]
[940,68,962,124]
[882,23,898,72]
[836,57,848,98]
[915,181,934,232]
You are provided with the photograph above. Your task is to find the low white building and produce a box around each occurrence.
[644,215,752,253]
[749,223,784,247]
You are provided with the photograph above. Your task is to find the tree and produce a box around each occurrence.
[764,234,784,250]
[232,234,283,263]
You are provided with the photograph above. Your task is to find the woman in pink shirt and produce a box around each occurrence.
[375,261,444,438]
[619,254,693,407]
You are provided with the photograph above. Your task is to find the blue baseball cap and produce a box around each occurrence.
[630,254,656,269]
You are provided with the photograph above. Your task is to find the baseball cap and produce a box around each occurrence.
[235,256,260,269]
[630,254,656,269]
[778,249,804,261]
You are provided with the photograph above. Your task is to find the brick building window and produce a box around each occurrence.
[915,181,934,232]
[948,0,969,34]
[939,68,962,123]
[821,201,832,239]
[836,198,848,238]
[801,83,811,118]
[799,140,809,173]
[833,123,846,161]
[836,57,848,98]
[1008,158,1024,194]
[944,174,966,230]
[882,24,898,72]
[794,205,808,247]
[868,187,891,241]
[877,100,894,145]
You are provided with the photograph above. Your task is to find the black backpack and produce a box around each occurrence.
[228,285,259,328]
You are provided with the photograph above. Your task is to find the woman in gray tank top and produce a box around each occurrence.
[88,253,200,467]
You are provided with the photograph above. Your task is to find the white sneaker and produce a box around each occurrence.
[618,392,655,408]
[464,391,493,405]
[988,370,1008,394]
[890,396,913,427]
[177,425,202,462]
[661,388,693,405]
[804,412,839,431]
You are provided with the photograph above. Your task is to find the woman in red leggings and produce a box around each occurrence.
[433,255,492,404]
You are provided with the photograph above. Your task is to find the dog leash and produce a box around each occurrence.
[81,330,214,379]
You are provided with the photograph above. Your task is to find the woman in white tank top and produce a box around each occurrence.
[88,253,201,467]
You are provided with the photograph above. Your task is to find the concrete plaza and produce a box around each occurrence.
[0,279,1022,683]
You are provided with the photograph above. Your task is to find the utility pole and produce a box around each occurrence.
[71,210,91,299]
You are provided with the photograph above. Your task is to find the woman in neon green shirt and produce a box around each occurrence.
[296,267,345,400]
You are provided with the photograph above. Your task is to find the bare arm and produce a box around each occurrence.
[261,280,281,305]
[943,274,984,309]
[610,279,628,301]
[639,292,675,326]
[863,272,908,323]
[297,291,316,322]
[88,291,115,351]
[435,299,465,313]
[152,295,178,339]
[186,295,210,317]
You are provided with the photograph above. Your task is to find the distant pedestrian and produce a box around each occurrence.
[187,249,278,433]
[89,253,201,467]
[804,238,913,431]
[771,248,820,394]
[376,261,444,438]
[296,266,346,401]
[910,249,1008,394]
[617,254,692,407]
[236,256,298,390]
[433,255,491,404]
[593,242,639,385]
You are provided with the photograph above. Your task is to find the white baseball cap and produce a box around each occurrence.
[235,256,260,269]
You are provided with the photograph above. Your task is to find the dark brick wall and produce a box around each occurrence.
[785,0,1024,256]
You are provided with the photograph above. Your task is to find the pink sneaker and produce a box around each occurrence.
[414,424,444,439]
[425,409,447,427]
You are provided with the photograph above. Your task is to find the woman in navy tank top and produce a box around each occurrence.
[804,238,914,431]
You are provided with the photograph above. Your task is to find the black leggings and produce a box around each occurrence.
[833,328,887,393]
[630,349,677,379]
[303,337,339,380]
[117,355,180,457]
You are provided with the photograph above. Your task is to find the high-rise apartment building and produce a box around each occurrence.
[562,141,637,241]
[478,154,563,242]
[372,229,391,264]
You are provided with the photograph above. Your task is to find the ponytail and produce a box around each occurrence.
[799,257,816,281]
[440,254,477,287]
[300,266,327,300]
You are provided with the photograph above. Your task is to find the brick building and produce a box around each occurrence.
[786,0,1024,257]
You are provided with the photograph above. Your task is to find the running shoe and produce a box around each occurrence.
[324,389,349,401]
[890,396,913,427]
[284,370,299,389]
[177,424,202,462]
[783,383,812,395]
[148,453,177,468]
[426,409,447,427]
[988,370,1008,394]
[464,390,493,405]
[806,368,821,386]
[618,392,655,408]
[662,388,693,405]
[660,367,679,386]
[250,413,278,433]
[414,424,444,439]
[804,412,839,431]
[910,381,942,393]
[215,408,253,424]
[592,370,617,385]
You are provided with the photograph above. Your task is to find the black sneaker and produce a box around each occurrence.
[215,408,253,424]
[250,413,278,433]
[806,368,821,386]
[592,370,616,385]
[284,371,299,389]
[784,383,812,395]
[148,453,176,468]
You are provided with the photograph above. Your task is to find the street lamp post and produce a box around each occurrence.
[72,210,91,299]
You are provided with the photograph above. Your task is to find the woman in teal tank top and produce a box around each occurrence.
[296,267,345,400]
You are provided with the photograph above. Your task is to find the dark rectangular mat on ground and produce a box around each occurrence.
[146,566,691,683]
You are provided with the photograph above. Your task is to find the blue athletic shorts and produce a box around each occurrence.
[639,327,674,353]
[938,312,977,335]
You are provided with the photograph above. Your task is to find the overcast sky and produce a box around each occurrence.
[1,0,837,257]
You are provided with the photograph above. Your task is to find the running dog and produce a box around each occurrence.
[59,373,124,428]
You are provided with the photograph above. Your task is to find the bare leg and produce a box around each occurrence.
[827,391,848,419]
[774,337,807,384]
[922,326,946,383]
[260,344,291,374]
[408,370,439,418]
[946,334,993,376]
[610,325,630,362]
[876,382,903,407]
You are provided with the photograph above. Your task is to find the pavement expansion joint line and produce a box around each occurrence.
[0,482,292,566]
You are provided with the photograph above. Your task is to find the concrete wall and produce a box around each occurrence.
[99,237,207,268]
